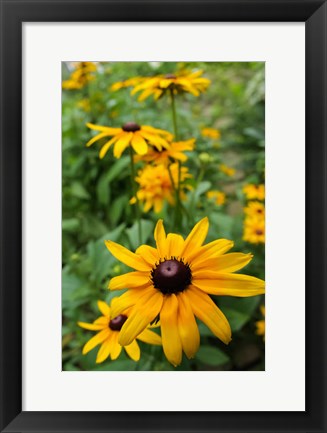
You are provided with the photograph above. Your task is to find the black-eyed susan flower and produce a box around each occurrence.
[243,217,265,244]
[201,127,221,140]
[255,305,265,341]
[130,70,211,101]
[130,163,192,213]
[85,122,172,159]
[78,300,161,363]
[244,201,265,219]
[134,138,195,165]
[219,164,236,177]
[62,62,96,90]
[206,190,226,206]
[243,184,265,201]
[105,217,265,366]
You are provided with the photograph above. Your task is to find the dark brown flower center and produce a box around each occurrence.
[165,74,176,79]
[151,258,192,294]
[255,229,263,235]
[122,122,141,132]
[109,314,128,331]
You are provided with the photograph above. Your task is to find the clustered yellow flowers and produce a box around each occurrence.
[206,190,226,206]
[243,184,265,244]
[62,62,96,90]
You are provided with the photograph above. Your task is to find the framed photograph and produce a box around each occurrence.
[0,1,326,432]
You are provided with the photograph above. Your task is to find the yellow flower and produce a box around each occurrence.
[110,77,144,92]
[105,217,265,366]
[77,98,91,112]
[130,163,192,213]
[85,122,172,159]
[134,139,195,165]
[219,164,235,177]
[131,70,211,101]
[78,300,161,363]
[62,62,96,90]
[243,217,265,244]
[201,127,221,140]
[255,305,265,340]
[243,184,265,201]
[206,190,226,206]
[244,201,265,219]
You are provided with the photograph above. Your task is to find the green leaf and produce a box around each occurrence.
[62,218,79,232]
[106,156,130,183]
[126,219,154,250]
[222,307,250,332]
[70,181,90,199]
[196,345,230,367]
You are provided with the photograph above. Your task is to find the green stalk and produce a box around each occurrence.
[129,146,142,244]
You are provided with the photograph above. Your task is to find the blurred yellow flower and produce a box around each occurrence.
[244,201,265,219]
[78,300,161,363]
[110,77,143,92]
[206,190,226,206]
[243,184,265,200]
[130,70,211,101]
[219,164,235,177]
[62,62,96,90]
[130,163,192,213]
[86,122,172,159]
[105,217,265,366]
[255,305,265,341]
[77,98,91,112]
[201,127,221,140]
[134,138,195,165]
[243,217,265,244]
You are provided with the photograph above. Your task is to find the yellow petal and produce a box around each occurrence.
[124,340,141,361]
[82,329,110,355]
[135,245,159,266]
[86,131,111,147]
[186,239,234,264]
[131,133,148,155]
[110,287,155,317]
[160,294,182,367]
[86,123,122,134]
[113,132,133,158]
[99,135,121,159]
[119,291,163,346]
[193,253,253,273]
[96,335,113,363]
[97,300,110,317]
[192,272,265,297]
[166,233,184,258]
[181,217,209,258]
[110,332,123,360]
[137,328,162,346]
[177,292,200,359]
[78,321,105,331]
[186,286,231,344]
[154,219,167,258]
[109,272,150,291]
[105,240,151,271]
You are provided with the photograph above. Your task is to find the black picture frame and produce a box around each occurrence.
[0,1,326,432]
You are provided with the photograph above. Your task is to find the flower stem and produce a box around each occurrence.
[129,146,142,244]
[170,89,182,228]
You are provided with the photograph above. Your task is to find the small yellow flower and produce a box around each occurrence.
[110,77,143,92]
[134,138,195,165]
[255,305,265,341]
[243,184,265,201]
[244,201,265,219]
[62,62,96,90]
[201,127,221,140]
[206,190,226,206]
[105,217,265,366]
[77,98,91,112]
[243,217,265,244]
[130,163,192,213]
[130,70,211,101]
[78,300,161,363]
[219,164,235,177]
[85,122,172,159]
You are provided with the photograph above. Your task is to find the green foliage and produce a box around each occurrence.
[62,61,265,371]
